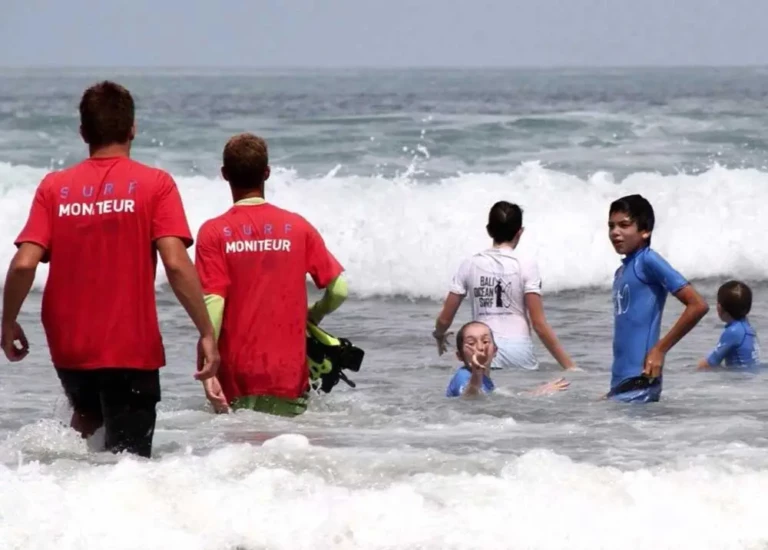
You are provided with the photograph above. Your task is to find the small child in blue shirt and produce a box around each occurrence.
[446,321,569,398]
[698,280,761,370]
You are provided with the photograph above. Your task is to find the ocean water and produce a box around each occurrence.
[2,68,768,549]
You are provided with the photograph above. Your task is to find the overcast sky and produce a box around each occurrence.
[2,0,766,68]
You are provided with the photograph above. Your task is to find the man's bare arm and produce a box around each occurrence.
[2,243,45,328]
[156,237,215,338]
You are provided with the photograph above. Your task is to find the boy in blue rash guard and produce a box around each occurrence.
[606,194,709,403]
[446,321,569,398]
[697,280,761,370]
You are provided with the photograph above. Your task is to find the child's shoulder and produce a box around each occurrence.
[639,246,671,265]
[717,320,753,348]
[728,319,756,336]
[449,366,471,382]
[636,247,688,289]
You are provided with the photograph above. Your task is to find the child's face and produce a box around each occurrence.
[608,210,649,256]
[457,324,497,366]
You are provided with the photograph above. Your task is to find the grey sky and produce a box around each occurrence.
[2,0,766,67]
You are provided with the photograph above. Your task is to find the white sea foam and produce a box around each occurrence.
[1,161,765,299]
[1,439,768,550]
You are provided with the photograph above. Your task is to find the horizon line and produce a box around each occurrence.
[1,63,768,72]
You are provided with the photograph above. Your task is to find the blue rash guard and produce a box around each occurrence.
[446,366,495,397]
[706,319,761,369]
[610,246,689,402]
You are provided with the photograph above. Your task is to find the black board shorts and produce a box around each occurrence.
[55,367,161,458]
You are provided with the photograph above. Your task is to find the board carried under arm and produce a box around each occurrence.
[306,320,365,393]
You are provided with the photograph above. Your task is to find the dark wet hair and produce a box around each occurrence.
[609,194,655,244]
[717,280,752,320]
[79,81,135,148]
[456,321,496,361]
[222,133,269,190]
[486,201,523,243]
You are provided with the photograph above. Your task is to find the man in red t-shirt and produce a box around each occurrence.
[1,81,219,458]
[194,133,347,416]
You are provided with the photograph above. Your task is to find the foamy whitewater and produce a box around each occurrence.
[2,160,768,298]
[2,68,768,549]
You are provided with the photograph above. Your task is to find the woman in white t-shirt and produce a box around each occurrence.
[433,201,576,371]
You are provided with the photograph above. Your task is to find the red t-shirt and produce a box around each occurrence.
[14,156,193,370]
[194,202,343,400]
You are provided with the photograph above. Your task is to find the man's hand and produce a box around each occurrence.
[643,345,665,378]
[2,243,45,364]
[203,377,229,413]
[1,321,29,362]
[195,333,220,380]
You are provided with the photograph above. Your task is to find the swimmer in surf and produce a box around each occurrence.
[697,280,760,370]
[606,194,708,402]
[434,201,577,371]
[446,321,570,398]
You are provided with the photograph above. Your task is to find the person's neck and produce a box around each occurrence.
[231,187,264,204]
[492,240,516,249]
[89,143,130,159]
[625,243,650,258]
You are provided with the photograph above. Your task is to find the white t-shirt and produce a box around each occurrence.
[449,247,542,340]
